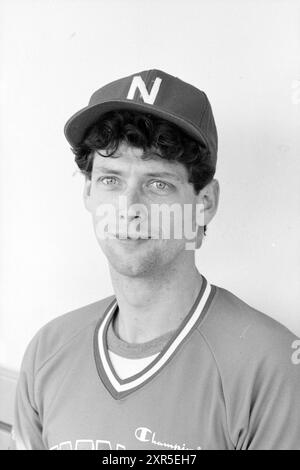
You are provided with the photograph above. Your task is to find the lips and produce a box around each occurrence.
[107,232,151,240]
[116,234,151,240]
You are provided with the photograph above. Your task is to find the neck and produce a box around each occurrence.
[109,255,203,344]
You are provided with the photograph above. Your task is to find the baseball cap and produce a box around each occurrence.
[64,69,218,168]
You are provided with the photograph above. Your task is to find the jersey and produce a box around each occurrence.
[12,276,300,450]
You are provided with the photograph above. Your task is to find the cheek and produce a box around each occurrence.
[90,198,122,240]
[148,208,197,241]
[89,185,115,208]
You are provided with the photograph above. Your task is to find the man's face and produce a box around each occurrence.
[84,141,207,277]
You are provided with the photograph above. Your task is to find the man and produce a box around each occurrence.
[13,69,300,450]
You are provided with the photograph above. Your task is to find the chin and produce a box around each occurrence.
[109,257,158,277]
[99,239,186,277]
[104,246,161,277]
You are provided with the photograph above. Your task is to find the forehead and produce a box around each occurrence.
[92,142,189,181]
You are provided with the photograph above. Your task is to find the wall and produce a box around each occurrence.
[0,0,299,371]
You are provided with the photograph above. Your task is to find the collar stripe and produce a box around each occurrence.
[98,279,212,394]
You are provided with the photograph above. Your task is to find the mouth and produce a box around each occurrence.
[113,234,152,240]
[116,237,152,243]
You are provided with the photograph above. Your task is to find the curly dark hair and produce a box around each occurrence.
[71,110,216,235]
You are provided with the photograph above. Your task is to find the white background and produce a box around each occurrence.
[0,0,299,371]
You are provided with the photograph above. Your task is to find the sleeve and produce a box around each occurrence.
[12,336,47,450]
[237,335,300,450]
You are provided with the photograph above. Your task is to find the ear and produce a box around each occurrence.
[83,176,93,212]
[196,178,220,227]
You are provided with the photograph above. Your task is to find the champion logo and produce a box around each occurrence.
[135,426,202,450]
[126,75,162,104]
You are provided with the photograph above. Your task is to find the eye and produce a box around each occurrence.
[97,176,119,186]
[148,180,172,193]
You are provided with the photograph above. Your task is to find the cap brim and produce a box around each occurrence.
[64,99,209,150]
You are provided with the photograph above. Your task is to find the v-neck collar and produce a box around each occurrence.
[93,275,216,400]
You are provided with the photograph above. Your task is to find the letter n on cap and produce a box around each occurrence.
[127,76,162,104]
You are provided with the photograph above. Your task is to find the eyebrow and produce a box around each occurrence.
[93,166,183,182]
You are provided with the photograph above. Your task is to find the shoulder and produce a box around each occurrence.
[199,283,300,449]
[20,295,115,375]
[200,284,299,371]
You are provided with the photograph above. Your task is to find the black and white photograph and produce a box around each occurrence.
[0,0,299,452]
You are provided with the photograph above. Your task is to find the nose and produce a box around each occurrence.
[118,186,146,223]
